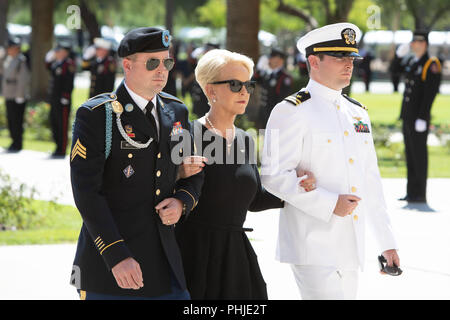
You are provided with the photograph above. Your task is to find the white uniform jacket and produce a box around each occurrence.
[261,79,398,270]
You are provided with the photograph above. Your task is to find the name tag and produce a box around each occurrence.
[121,141,142,149]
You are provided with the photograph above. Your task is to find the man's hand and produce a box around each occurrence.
[381,249,400,273]
[179,156,207,179]
[111,257,144,290]
[333,194,361,217]
[155,198,183,225]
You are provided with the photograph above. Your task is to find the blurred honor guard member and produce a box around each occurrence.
[82,37,117,98]
[398,30,442,203]
[69,27,203,300]
[254,48,293,129]
[45,42,75,157]
[261,23,400,300]
[2,37,30,152]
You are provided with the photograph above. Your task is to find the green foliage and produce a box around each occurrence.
[0,170,39,230]
[196,0,226,28]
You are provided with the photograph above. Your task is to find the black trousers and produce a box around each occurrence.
[402,120,428,200]
[50,100,71,155]
[5,99,26,150]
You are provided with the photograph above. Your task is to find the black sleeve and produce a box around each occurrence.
[418,61,442,120]
[248,164,284,212]
[70,106,133,270]
[172,109,204,218]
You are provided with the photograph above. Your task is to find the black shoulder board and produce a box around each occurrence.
[284,90,311,106]
[158,91,184,104]
[342,94,367,111]
[81,92,117,111]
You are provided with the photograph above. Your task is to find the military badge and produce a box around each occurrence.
[111,101,123,114]
[353,120,370,133]
[125,103,134,112]
[171,121,183,135]
[124,125,135,138]
[162,30,171,47]
[123,165,135,178]
[341,28,356,45]
[71,139,87,162]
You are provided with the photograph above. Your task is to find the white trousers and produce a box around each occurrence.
[290,265,359,300]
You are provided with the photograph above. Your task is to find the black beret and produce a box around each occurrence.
[7,36,21,47]
[55,41,72,51]
[270,48,287,59]
[118,27,171,57]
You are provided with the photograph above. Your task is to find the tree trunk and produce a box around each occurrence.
[79,0,100,43]
[0,0,8,46]
[226,0,260,63]
[31,0,54,102]
[165,0,174,33]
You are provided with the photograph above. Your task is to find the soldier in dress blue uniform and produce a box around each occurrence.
[254,48,293,129]
[69,27,203,300]
[398,30,442,203]
[45,42,76,157]
[81,37,117,98]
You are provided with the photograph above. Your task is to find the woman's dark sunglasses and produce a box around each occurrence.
[210,79,256,94]
[144,58,175,71]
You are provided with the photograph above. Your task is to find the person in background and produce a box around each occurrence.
[2,37,30,152]
[81,37,117,98]
[254,48,293,129]
[45,41,76,158]
[398,30,442,203]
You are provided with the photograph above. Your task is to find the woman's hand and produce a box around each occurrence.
[178,156,208,179]
[296,169,316,192]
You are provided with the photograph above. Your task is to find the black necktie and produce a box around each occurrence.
[145,101,158,140]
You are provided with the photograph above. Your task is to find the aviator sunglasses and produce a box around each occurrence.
[132,57,175,71]
[210,79,256,94]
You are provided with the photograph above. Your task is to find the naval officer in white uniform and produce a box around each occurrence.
[260,23,401,300]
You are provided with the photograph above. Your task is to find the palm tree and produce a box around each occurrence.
[226,0,260,62]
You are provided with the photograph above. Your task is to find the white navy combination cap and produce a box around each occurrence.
[94,38,113,50]
[297,22,362,59]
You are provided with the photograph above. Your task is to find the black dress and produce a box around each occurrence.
[175,120,284,299]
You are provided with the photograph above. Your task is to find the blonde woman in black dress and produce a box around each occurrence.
[176,49,316,299]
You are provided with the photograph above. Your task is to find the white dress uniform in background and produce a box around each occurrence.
[260,23,398,300]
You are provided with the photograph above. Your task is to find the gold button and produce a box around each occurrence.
[156,189,161,196]
[128,153,133,159]
[179,148,183,153]
[351,186,357,193]
[353,215,359,221]
[157,152,161,159]
[349,158,354,164]
[344,131,349,136]
[337,105,340,110]
[327,139,332,143]
[156,170,161,177]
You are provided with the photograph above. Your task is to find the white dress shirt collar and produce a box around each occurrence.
[306,78,342,104]
[123,81,157,111]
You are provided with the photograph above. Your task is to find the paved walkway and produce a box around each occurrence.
[0,148,449,300]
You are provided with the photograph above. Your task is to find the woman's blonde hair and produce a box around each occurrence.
[194,49,254,95]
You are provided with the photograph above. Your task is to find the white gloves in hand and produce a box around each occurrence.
[83,45,96,60]
[15,97,25,104]
[415,118,427,132]
[396,43,410,58]
[45,49,56,63]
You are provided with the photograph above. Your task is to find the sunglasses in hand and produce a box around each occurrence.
[210,79,256,94]
[378,255,403,276]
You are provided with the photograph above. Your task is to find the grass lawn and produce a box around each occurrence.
[352,92,450,126]
[0,199,82,245]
